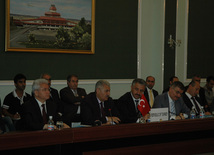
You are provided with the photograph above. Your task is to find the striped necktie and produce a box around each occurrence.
[170,100,176,115]
[100,102,105,118]
[135,100,139,112]
[149,89,154,107]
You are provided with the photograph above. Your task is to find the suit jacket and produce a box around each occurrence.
[81,92,120,125]
[153,92,190,119]
[144,88,158,107]
[22,97,58,131]
[49,87,63,114]
[117,92,139,123]
[185,86,208,106]
[182,93,206,115]
[60,87,87,116]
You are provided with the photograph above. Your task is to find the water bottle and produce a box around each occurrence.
[48,116,54,131]
[190,106,196,119]
[199,106,205,119]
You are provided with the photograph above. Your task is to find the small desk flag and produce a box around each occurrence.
[138,94,151,116]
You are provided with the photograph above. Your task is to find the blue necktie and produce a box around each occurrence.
[171,100,176,115]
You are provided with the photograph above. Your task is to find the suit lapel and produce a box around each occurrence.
[33,98,43,123]
[195,96,202,106]
[128,93,138,114]
[92,93,102,119]
[144,90,149,104]
[164,93,170,108]
[174,100,180,115]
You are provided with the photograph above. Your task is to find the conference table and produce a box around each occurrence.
[0,118,214,154]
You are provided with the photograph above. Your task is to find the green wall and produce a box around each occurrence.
[0,0,138,80]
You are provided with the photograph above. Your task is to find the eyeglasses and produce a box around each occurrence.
[45,78,51,81]
[38,88,50,92]
[172,88,183,95]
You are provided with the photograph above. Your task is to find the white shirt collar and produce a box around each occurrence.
[185,92,192,99]
[130,92,140,106]
[35,98,46,114]
[35,98,46,107]
[13,90,27,98]
[146,87,152,92]
[168,92,174,103]
[97,97,102,104]
[96,97,105,108]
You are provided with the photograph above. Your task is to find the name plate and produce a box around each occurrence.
[150,108,168,122]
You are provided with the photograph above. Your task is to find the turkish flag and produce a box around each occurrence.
[137,94,151,116]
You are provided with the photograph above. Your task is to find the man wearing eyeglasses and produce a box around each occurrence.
[22,79,69,130]
[40,73,63,116]
[153,81,190,120]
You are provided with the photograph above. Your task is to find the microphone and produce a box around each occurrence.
[109,108,113,125]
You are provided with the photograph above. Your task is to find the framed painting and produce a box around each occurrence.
[5,0,95,54]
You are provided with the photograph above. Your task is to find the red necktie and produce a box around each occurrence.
[100,102,105,118]
[42,104,47,124]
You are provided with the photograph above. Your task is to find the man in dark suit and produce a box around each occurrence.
[81,80,121,125]
[22,79,69,130]
[144,76,158,108]
[60,75,87,125]
[182,80,211,116]
[153,81,190,120]
[40,73,63,115]
[162,76,179,94]
[185,75,208,108]
[117,78,147,123]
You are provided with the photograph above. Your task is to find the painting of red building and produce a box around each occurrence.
[13,4,77,30]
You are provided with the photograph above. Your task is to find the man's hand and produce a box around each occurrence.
[143,113,150,121]
[74,102,81,105]
[175,113,185,120]
[106,116,121,124]
[13,113,21,119]
[205,111,211,115]
[62,123,70,129]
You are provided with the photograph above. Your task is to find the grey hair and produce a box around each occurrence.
[95,80,110,91]
[32,79,49,93]
[40,73,50,79]
[131,78,146,87]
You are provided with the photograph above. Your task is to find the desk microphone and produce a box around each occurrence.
[109,108,113,124]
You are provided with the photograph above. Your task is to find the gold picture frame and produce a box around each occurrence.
[5,0,95,54]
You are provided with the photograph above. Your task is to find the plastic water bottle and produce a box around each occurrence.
[199,106,205,119]
[48,116,54,131]
[190,106,196,119]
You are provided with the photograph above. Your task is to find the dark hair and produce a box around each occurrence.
[189,80,198,87]
[206,76,214,83]
[14,74,26,84]
[192,74,201,79]
[146,76,155,81]
[132,78,146,86]
[170,81,185,91]
[169,76,178,82]
[67,74,78,82]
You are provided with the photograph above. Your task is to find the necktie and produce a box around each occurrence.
[135,100,139,112]
[149,89,154,107]
[74,90,78,97]
[170,100,176,115]
[191,97,200,114]
[100,102,105,118]
[42,104,47,124]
